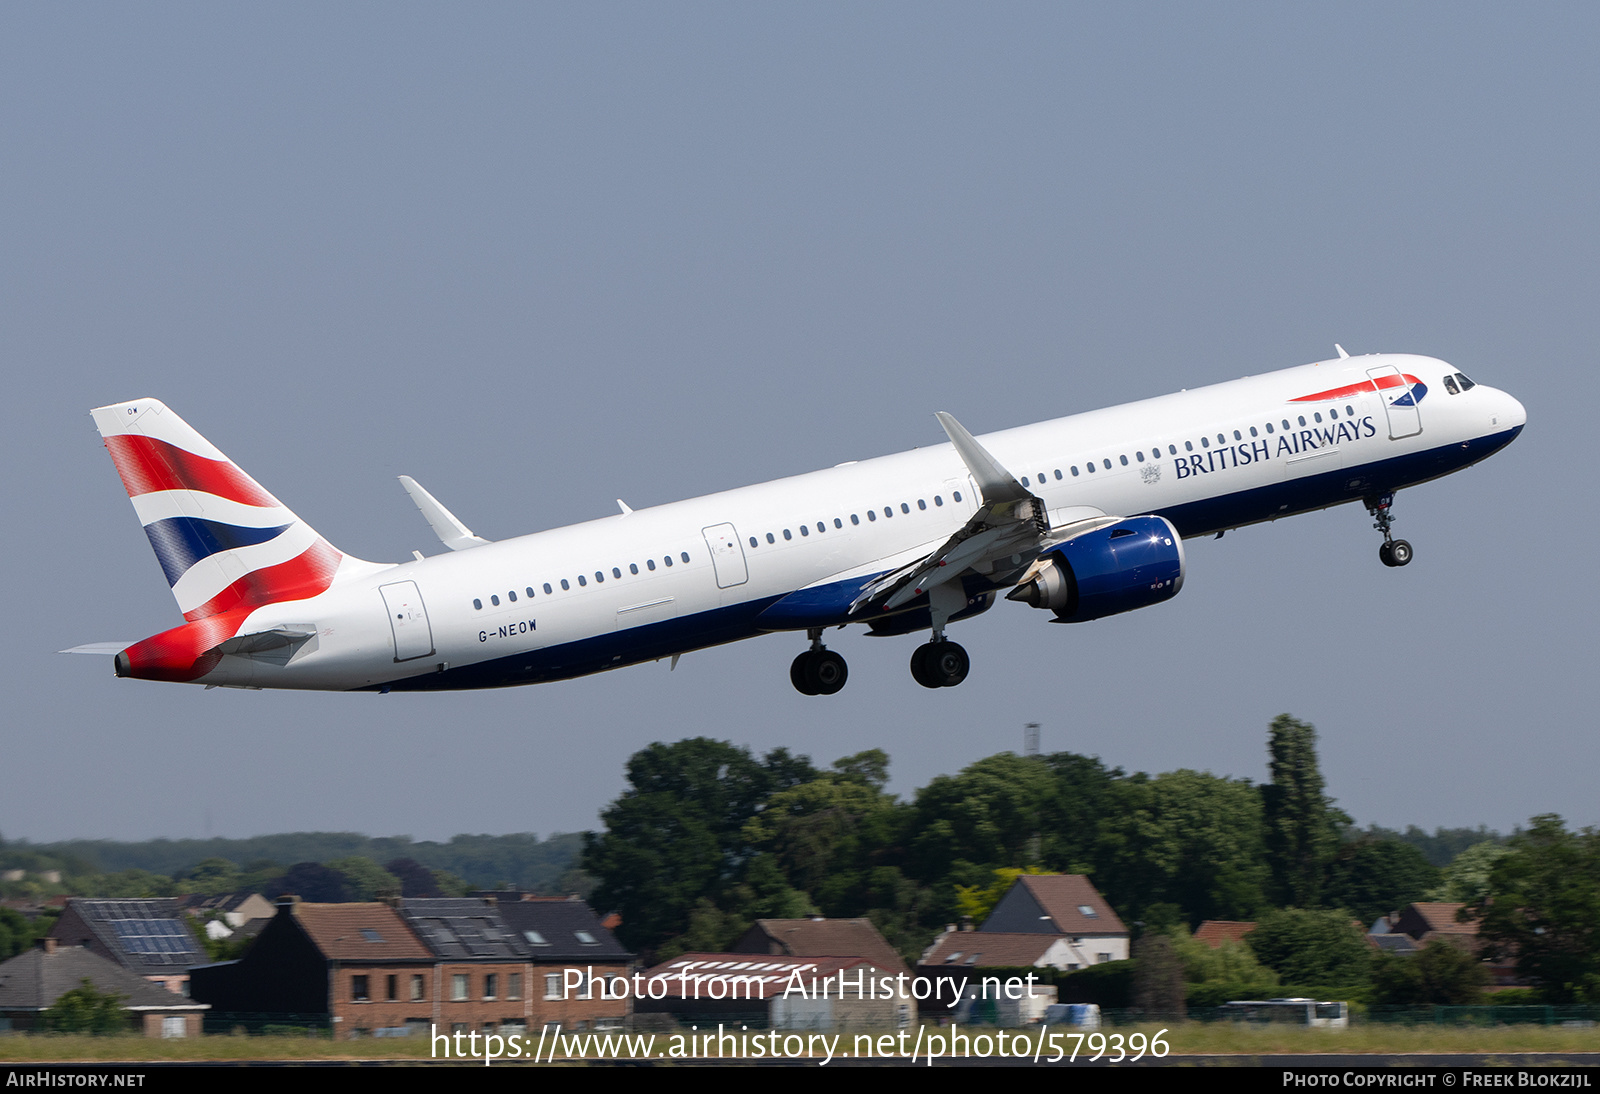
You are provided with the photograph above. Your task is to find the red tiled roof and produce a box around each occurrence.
[920,932,1066,968]
[1193,921,1257,948]
[291,903,432,962]
[1012,875,1128,935]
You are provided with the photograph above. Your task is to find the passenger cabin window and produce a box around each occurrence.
[680,552,690,563]
[577,576,586,587]
[560,579,570,590]
[473,599,482,610]
[646,560,655,571]
[543,583,553,594]
[490,595,500,606]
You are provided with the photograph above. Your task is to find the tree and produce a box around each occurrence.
[267,862,352,903]
[1465,814,1600,1003]
[1094,769,1268,924]
[1132,933,1185,1018]
[44,980,126,1034]
[1261,714,1346,907]
[1427,841,1511,904]
[325,857,401,901]
[1370,941,1489,1005]
[1323,838,1441,923]
[907,753,1057,881]
[582,739,818,954]
[1246,907,1371,987]
[385,858,445,898]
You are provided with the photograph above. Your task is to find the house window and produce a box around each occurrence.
[484,973,498,1000]
[411,974,425,1002]
[386,975,397,1001]
[508,973,522,1000]
[351,975,370,1002]
[452,974,469,1002]
[545,973,561,1001]
[1097,953,1112,964]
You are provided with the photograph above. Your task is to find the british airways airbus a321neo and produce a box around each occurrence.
[66,349,1524,694]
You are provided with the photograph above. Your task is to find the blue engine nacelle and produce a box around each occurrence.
[1005,515,1185,623]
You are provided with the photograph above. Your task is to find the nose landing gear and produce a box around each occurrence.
[1366,493,1414,568]
[790,628,848,695]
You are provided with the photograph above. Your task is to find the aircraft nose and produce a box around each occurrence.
[1500,389,1527,430]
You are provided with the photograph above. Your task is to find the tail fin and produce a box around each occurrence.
[91,399,350,621]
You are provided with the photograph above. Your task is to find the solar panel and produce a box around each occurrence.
[110,918,197,958]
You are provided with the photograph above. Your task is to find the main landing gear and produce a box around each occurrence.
[910,580,971,688]
[910,639,970,689]
[790,628,848,696]
[1365,492,1414,568]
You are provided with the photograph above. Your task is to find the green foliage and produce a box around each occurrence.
[1370,941,1490,1005]
[582,738,818,954]
[1133,932,1186,1017]
[1095,769,1269,924]
[1323,838,1441,923]
[324,857,401,901]
[0,907,42,959]
[1359,824,1504,868]
[1057,960,1136,1008]
[81,869,177,898]
[1427,841,1511,904]
[4,831,582,894]
[908,753,1057,879]
[174,857,242,897]
[1261,715,1347,907]
[1247,907,1372,986]
[1466,815,1600,1003]
[1172,929,1279,996]
[43,979,127,1035]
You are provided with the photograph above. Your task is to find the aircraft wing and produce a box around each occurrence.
[848,412,1095,618]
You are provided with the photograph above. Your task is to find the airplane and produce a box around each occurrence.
[64,349,1525,694]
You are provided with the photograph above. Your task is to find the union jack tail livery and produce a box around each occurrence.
[91,399,347,621]
[85,400,377,682]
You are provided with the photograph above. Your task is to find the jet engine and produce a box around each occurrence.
[1006,515,1185,623]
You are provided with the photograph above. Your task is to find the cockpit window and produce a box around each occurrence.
[1456,372,1476,391]
[1443,375,1460,395]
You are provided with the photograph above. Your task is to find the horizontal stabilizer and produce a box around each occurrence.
[399,476,490,552]
[58,642,134,655]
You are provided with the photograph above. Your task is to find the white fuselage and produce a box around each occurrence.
[192,353,1525,691]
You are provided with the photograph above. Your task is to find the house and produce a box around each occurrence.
[492,896,634,1030]
[634,953,909,1031]
[977,874,1130,964]
[731,918,910,977]
[1387,903,1477,947]
[47,899,207,995]
[0,938,208,1036]
[191,896,631,1037]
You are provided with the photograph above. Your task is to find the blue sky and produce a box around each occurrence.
[4,4,1594,843]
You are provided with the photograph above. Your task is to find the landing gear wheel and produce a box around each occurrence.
[790,652,818,695]
[1388,539,1413,567]
[1378,541,1394,567]
[931,641,970,687]
[911,641,970,688]
[804,650,849,695]
[910,643,940,689]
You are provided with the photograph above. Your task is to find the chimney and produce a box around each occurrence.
[40,937,58,955]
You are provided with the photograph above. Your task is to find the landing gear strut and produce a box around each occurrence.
[790,628,848,695]
[1365,492,1414,568]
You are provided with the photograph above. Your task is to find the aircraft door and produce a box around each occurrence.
[702,523,749,589]
[380,580,436,662]
[1367,365,1423,440]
